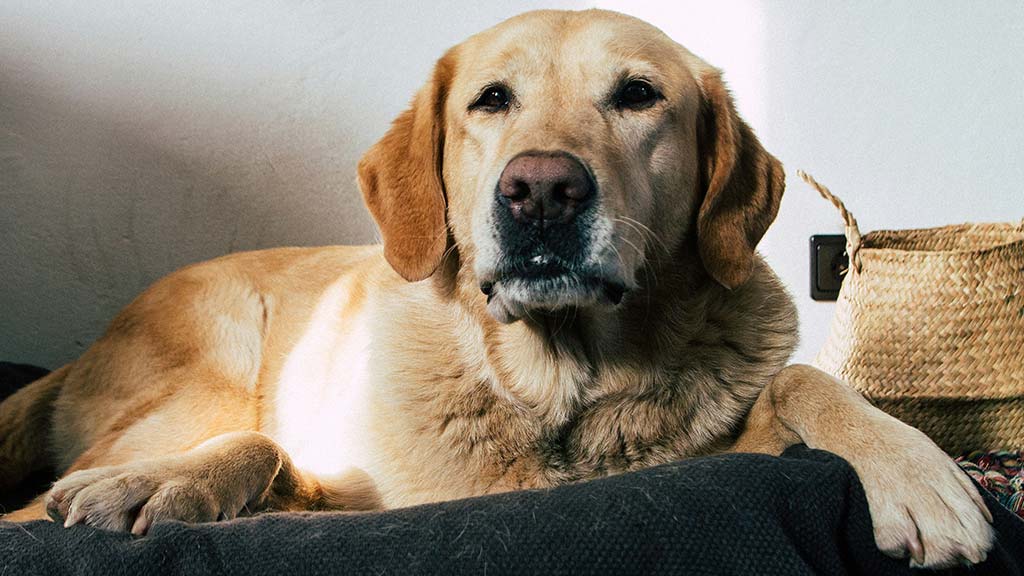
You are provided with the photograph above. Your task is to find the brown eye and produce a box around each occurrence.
[616,79,660,110]
[471,85,511,112]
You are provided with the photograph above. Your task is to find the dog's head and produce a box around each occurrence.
[358,9,784,323]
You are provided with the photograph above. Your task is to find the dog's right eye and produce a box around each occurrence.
[470,85,511,112]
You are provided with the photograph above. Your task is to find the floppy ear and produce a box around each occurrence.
[695,68,785,289]
[357,54,454,282]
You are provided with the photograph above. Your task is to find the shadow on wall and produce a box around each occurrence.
[0,2,395,368]
[0,70,379,366]
[6,67,381,333]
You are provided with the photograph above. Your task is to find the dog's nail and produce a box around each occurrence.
[907,535,925,566]
[962,547,986,565]
[962,473,995,523]
[480,281,494,296]
[131,513,150,536]
[63,504,83,528]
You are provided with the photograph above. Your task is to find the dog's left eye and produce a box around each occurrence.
[615,80,661,110]
[470,85,511,112]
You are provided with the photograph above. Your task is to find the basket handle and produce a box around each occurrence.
[797,170,863,273]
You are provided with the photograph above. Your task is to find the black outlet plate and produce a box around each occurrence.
[810,235,848,301]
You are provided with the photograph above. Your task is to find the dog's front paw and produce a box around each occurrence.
[47,463,256,535]
[849,416,994,569]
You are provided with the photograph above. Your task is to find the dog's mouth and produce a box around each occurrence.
[479,255,628,324]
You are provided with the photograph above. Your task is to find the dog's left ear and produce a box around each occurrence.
[357,53,454,282]
[695,68,785,289]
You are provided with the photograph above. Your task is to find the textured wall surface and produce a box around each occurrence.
[2,1,1022,368]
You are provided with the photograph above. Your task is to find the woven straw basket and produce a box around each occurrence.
[800,171,1024,455]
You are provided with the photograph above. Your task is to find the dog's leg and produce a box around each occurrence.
[731,364,994,569]
[40,431,381,534]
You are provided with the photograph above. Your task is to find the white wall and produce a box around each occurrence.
[2,1,1021,368]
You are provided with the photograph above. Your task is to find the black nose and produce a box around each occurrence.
[497,151,594,225]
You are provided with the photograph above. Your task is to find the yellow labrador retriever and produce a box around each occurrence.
[0,9,993,568]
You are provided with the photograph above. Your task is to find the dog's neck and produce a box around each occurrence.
[435,241,799,429]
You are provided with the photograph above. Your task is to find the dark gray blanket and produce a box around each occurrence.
[2,364,1023,575]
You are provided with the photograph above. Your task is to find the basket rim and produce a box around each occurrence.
[860,221,1024,258]
[859,390,1024,402]
[858,240,1024,263]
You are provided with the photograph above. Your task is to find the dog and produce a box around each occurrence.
[0,9,993,568]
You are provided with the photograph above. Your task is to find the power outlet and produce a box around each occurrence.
[809,235,848,301]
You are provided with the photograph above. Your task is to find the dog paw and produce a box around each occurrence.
[46,463,255,535]
[849,417,995,569]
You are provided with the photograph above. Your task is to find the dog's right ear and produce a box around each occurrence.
[358,53,454,282]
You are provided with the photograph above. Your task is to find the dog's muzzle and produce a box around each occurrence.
[480,150,628,323]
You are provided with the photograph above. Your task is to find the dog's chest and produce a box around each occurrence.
[377,365,746,505]
[541,375,746,481]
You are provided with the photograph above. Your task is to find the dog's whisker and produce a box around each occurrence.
[619,216,669,255]
[607,242,630,285]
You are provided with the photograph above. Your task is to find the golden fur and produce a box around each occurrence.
[0,9,993,568]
